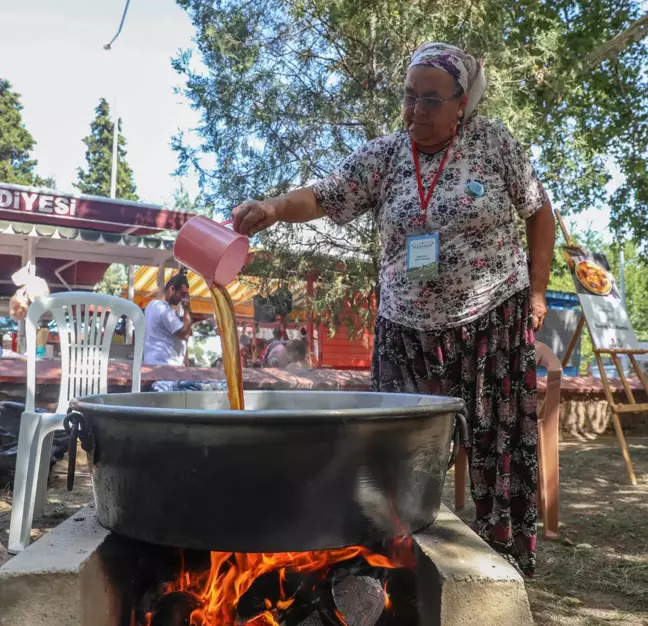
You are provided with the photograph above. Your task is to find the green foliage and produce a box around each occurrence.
[171,183,210,216]
[189,338,219,367]
[605,243,648,342]
[243,245,377,334]
[95,264,128,296]
[172,184,197,212]
[0,79,48,186]
[174,0,648,328]
[547,250,576,294]
[75,98,138,200]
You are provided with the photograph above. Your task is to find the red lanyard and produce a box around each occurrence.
[411,130,456,214]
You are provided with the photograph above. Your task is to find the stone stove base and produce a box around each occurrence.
[0,505,532,626]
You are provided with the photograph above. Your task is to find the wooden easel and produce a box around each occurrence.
[556,210,647,485]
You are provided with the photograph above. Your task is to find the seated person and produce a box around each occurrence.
[264,338,309,369]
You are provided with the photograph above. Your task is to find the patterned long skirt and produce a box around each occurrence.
[371,289,538,575]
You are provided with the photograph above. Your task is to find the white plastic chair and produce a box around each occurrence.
[8,292,145,553]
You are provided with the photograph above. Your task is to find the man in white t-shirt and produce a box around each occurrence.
[143,272,193,366]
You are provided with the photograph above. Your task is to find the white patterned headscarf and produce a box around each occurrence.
[409,43,487,119]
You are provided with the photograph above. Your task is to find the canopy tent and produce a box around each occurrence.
[0,182,195,316]
[124,266,309,321]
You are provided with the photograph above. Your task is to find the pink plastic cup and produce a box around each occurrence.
[173,216,249,286]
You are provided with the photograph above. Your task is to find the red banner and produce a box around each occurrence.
[0,187,77,217]
[0,183,193,233]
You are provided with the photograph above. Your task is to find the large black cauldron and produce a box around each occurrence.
[66,390,466,552]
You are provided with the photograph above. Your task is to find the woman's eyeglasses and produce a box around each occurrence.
[403,93,459,109]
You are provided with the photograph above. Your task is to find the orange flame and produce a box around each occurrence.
[276,598,294,611]
[383,580,392,610]
[244,611,281,626]
[147,539,412,626]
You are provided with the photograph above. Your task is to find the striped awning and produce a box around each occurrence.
[126,266,308,319]
[0,219,176,250]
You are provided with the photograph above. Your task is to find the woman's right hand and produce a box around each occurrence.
[232,200,277,236]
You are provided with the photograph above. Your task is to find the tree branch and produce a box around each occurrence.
[583,11,648,70]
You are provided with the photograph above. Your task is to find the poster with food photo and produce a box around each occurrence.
[562,246,639,350]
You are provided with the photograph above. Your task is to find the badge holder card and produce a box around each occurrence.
[406,233,439,282]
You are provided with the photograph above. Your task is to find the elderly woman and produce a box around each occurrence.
[233,43,555,575]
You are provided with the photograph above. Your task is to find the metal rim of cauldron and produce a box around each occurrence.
[69,390,466,426]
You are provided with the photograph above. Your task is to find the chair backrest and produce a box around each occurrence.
[536,341,562,424]
[536,341,562,373]
[25,292,145,414]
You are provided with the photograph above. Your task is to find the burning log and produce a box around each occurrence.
[376,568,419,626]
[332,573,385,626]
[136,583,174,623]
[294,612,325,626]
[280,610,324,626]
[147,591,201,626]
[133,546,415,626]
[236,573,281,620]
[237,572,318,622]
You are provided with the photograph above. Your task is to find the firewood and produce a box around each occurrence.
[332,574,385,626]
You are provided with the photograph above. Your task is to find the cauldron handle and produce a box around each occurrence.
[447,408,468,470]
[63,410,92,491]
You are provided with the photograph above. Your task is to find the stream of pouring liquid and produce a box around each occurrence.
[208,284,245,411]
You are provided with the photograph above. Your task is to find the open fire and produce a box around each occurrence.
[133,539,417,626]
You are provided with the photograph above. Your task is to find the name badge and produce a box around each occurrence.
[406,233,439,281]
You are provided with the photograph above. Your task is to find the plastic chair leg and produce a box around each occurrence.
[33,431,55,520]
[28,414,64,522]
[7,413,42,553]
[454,446,468,511]
[8,413,64,553]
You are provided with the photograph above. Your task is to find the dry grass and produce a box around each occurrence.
[445,437,648,626]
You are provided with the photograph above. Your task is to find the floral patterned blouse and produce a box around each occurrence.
[312,116,548,331]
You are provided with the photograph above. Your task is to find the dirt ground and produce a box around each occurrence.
[0,454,92,565]
[530,439,648,626]
[445,437,648,626]
[1,437,647,625]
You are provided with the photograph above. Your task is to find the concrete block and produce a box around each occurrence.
[414,504,533,626]
[0,503,533,626]
[0,505,116,626]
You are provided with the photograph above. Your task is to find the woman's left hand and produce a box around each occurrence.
[530,291,548,331]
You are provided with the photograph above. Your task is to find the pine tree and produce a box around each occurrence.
[95,264,128,296]
[76,98,138,200]
[0,79,44,186]
[172,183,208,215]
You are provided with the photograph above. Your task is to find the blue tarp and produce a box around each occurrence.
[150,380,228,393]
